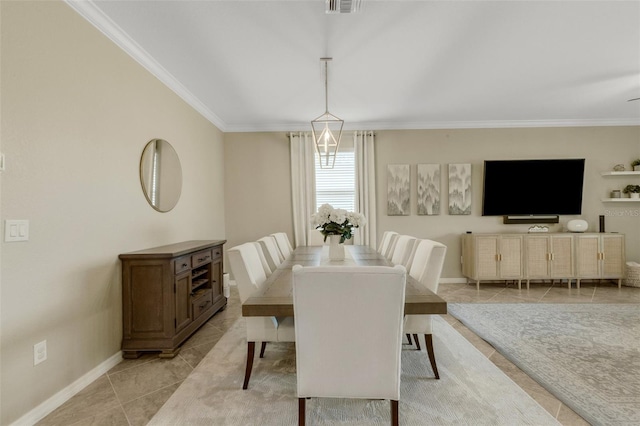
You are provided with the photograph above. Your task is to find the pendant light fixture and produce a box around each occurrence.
[311,58,343,169]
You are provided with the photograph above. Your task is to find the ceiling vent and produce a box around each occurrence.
[326,0,362,14]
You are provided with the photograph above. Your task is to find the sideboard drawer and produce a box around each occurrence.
[192,249,212,268]
[192,289,213,320]
[212,246,223,259]
[174,256,191,275]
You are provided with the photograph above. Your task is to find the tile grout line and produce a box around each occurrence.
[105,372,133,426]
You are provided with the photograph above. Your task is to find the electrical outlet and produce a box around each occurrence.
[34,340,47,366]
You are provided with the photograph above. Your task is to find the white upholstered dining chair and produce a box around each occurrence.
[403,239,447,379]
[257,236,284,272]
[383,232,400,260]
[227,242,295,389]
[271,232,294,259]
[292,265,406,426]
[252,241,273,277]
[390,235,418,268]
[378,231,398,255]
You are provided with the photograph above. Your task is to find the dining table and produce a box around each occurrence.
[242,244,447,317]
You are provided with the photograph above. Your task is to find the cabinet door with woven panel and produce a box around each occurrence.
[499,235,523,278]
[601,234,624,278]
[550,235,574,279]
[476,236,500,279]
[576,235,601,278]
[525,235,551,279]
[576,234,624,288]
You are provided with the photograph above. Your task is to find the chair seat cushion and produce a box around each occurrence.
[403,314,433,334]
[245,317,279,341]
[276,316,296,342]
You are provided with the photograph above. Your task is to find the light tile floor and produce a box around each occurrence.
[37,280,640,425]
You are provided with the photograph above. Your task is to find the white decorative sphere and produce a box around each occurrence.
[567,219,588,233]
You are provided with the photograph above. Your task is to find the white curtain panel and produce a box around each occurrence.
[354,131,377,248]
[289,132,316,247]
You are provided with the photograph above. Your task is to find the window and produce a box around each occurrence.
[315,150,355,211]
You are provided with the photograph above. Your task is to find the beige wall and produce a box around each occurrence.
[375,127,640,277]
[224,127,640,278]
[223,132,293,259]
[0,2,225,424]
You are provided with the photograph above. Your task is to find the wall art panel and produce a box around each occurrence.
[417,164,440,215]
[448,163,471,215]
[387,164,410,215]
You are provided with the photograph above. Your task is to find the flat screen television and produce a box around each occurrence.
[482,159,585,216]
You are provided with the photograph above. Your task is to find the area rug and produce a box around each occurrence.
[448,303,640,426]
[149,316,558,425]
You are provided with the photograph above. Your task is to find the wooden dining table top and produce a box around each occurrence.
[242,245,448,317]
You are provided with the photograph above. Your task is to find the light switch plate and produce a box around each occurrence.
[5,220,29,242]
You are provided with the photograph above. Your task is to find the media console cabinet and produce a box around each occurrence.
[119,240,226,358]
[461,233,625,290]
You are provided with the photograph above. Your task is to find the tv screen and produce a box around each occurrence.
[482,159,585,216]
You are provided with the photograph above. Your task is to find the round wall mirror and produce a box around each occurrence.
[140,139,182,212]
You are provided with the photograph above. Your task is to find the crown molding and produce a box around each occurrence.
[64,0,227,131]
[225,118,640,133]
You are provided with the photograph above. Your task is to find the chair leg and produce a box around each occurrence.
[413,334,421,351]
[391,399,399,426]
[298,398,306,426]
[260,341,267,358]
[406,333,413,345]
[425,334,439,379]
[243,341,255,389]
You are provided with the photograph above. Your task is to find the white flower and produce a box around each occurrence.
[311,204,366,241]
[314,204,332,224]
[347,211,366,227]
[329,208,347,224]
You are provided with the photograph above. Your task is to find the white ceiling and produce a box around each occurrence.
[69,0,640,132]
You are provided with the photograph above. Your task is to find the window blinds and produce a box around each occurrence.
[315,151,355,212]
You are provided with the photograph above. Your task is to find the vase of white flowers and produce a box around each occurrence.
[311,203,366,261]
[328,234,345,261]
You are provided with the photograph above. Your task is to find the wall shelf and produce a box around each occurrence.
[601,171,640,176]
[601,198,640,202]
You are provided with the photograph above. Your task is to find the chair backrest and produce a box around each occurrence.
[227,243,269,303]
[408,239,447,294]
[383,233,400,260]
[257,236,284,271]
[307,229,326,246]
[252,241,273,277]
[292,265,406,400]
[378,231,398,254]
[390,235,417,267]
[271,232,293,259]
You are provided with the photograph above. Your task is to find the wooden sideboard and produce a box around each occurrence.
[461,233,625,289]
[119,240,227,358]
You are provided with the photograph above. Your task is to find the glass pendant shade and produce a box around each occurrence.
[311,58,343,169]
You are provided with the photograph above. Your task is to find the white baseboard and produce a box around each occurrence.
[11,351,123,426]
[440,278,468,284]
